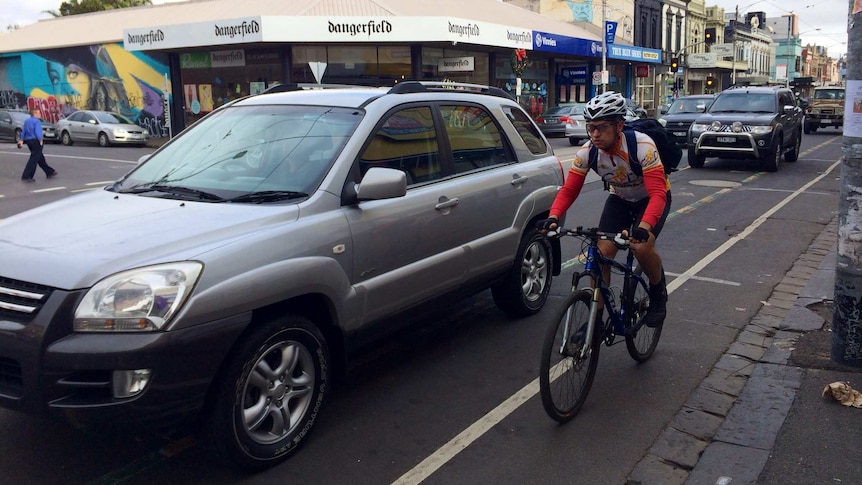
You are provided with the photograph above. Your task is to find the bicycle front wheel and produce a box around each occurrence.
[539,290,601,422]
[625,268,662,362]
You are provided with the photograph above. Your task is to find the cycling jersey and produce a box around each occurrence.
[550,131,670,228]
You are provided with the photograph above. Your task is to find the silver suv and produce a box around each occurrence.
[0,82,563,470]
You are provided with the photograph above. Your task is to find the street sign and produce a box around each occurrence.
[711,43,733,56]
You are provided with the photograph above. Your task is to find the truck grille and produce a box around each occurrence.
[0,277,53,324]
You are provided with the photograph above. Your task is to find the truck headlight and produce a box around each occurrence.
[750,125,774,134]
[690,122,709,133]
[74,262,203,332]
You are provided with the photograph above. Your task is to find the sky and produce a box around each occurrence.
[2,0,849,59]
[709,0,848,58]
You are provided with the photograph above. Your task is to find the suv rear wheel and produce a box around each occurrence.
[763,135,782,172]
[210,316,328,471]
[492,227,552,317]
[785,131,801,162]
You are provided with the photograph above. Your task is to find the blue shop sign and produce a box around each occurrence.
[607,44,661,64]
[533,31,603,58]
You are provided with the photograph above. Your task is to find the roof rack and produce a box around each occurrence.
[388,81,515,101]
[261,83,370,94]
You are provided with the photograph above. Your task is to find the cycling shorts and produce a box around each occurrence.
[598,191,672,237]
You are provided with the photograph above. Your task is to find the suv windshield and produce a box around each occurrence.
[813,89,844,100]
[116,105,362,200]
[667,97,712,114]
[709,93,776,113]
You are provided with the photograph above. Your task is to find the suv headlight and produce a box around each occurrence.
[750,125,774,134]
[74,262,203,332]
[690,122,710,133]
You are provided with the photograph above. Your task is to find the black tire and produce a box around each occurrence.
[803,122,811,134]
[492,227,552,317]
[209,316,328,471]
[624,268,662,362]
[687,147,705,168]
[61,131,73,146]
[763,136,781,172]
[785,130,801,162]
[568,136,580,146]
[539,290,600,422]
[14,128,21,141]
[98,132,110,147]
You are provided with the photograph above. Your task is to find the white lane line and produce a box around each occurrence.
[664,271,740,287]
[31,187,67,193]
[391,158,842,485]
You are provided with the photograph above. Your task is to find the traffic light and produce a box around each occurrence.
[705,28,716,45]
[670,57,679,70]
[676,77,684,90]
[705,76,715,88]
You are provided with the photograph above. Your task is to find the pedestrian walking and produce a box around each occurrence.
[17,108,57,182]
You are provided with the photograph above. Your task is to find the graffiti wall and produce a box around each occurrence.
[0,44,170,138]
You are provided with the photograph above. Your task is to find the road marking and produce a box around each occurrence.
[665,271,740,287]
[0,150,139,164]
[31,187,67,193]
[391,158,842,485]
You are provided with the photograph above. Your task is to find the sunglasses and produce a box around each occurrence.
[585,122,616,133]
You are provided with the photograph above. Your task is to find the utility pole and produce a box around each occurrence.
[601,0,607,94]
[732,6,738,85]
[833,0,862,367]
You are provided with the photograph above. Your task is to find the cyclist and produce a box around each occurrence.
[537,91,671,328]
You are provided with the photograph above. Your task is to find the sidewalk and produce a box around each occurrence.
[626,216,862,484]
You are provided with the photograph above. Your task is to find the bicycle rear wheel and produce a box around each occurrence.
[539,290,601,422]
[625,268,662,362]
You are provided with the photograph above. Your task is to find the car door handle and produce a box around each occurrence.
[510,174,528,186]
[435,197,460,210]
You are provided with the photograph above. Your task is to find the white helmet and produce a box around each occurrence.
[584,91,628,121]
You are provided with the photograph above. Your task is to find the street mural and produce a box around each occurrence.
[0,43,170,138]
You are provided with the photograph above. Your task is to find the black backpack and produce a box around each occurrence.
[588,118,682,176]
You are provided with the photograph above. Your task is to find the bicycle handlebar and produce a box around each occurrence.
[545,226,630,248]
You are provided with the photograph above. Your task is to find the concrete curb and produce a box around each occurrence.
[626,216,838,485]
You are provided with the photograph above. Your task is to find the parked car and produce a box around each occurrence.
[688,85,803,172]
[56,110,149,147]
[625,98,649,119]
[0,108,59,143]
[804,86,844,133]
[657,95,715,147]
[565,106,640,146]
[536,104,584,138]
[0,82,564,471]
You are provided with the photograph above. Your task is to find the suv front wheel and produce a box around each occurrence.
[687,147,705,168]
[492,227,552,317]
[210,316,329,471]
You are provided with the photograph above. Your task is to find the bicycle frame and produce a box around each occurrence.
[567,232,647,359]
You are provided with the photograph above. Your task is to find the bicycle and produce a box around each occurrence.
[539,226,663,422]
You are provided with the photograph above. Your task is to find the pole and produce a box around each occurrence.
[732,6,738,85]
[833,0,862,367]
[786,15,792,88]
[601,0,607,93]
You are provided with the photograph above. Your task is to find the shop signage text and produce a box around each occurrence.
[329,20,393,37]
[608,45,661,63]
[438,56,475,72]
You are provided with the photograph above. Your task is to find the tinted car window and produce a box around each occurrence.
[502,106,548,155]
[667,97,712,114]
[710,93,775,113]
[441,105,510,173]
[814,89,845,100]
[359,106,440,185]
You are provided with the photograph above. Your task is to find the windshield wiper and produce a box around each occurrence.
[117,184,223,201]
[225,190,309,203]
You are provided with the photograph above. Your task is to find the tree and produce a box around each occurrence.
[57,0,152,17]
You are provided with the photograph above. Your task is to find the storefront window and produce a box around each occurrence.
[494,54,549,119]
[420,47,489,85]
[179,48,281,126]
[291,45,411,86]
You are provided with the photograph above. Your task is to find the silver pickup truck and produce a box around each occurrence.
[0,82,564,471]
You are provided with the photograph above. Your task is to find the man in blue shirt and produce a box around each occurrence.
[17,108,57,182]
